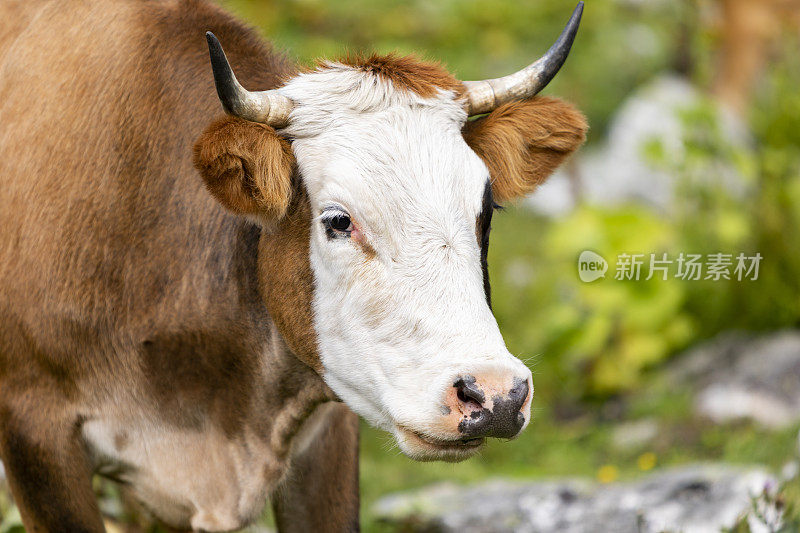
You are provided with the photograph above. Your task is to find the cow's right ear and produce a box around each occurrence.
[193,116,295,221]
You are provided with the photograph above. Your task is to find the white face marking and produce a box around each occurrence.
[279,64,532,459]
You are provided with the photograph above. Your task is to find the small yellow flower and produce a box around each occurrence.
[597,464,619,483]
[637,452,657,471]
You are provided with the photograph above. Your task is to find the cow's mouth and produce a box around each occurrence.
[395,425,485,461]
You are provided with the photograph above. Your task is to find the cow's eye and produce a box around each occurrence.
[323,212,353,238]
[329,214,352,232]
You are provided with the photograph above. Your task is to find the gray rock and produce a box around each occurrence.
[670,331,800,428]
[781,460,799,482]
[611,419,659,451]
[373,465,774,533]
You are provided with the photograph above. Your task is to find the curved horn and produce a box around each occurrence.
[462,2,583,116]
[205,32,294,127]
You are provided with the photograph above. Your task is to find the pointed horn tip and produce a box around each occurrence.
[203,31,241,117]
[462,2,584,116]
[563,2,584,38]
[205,31,227,67]
[560,2,584,52]
[573,2,584,23]
[203,29,293,126]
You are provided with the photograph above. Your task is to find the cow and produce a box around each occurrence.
[0,0,587,531]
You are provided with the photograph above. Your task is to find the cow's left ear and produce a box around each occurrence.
[463,97,588,203]
[193,116,295,221]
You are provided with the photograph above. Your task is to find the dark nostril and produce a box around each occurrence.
[509,378,529,407]
[456,388,469,403]
[456,387,478,405]
[456,376,529,440]
[454,376,485,408]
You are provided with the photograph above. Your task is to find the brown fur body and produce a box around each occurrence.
[0,0,357,531]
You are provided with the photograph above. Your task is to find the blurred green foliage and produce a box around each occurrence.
[490,205,695,396]
[662,38,800,339]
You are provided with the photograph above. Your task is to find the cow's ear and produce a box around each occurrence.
[193,116,295,220]
[463,97,587,203]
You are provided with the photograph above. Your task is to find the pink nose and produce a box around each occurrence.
[448,374,531,439]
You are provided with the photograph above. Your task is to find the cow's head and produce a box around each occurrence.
[194,3,587,461]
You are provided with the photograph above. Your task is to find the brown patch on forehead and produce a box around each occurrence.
[336,53,464,99]
[353,232,378,260]
[114,431,129,452]
[359,241,377,260]
[258,189,322,373]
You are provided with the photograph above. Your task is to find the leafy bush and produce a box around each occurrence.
[491,205,694,398]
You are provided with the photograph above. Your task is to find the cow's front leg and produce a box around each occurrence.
[0,403,105,533]
[271,402,360,533]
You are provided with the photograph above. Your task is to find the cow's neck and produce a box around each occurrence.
[257,190,322,373]
[260,321,337,461]
[207,212,332,458]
